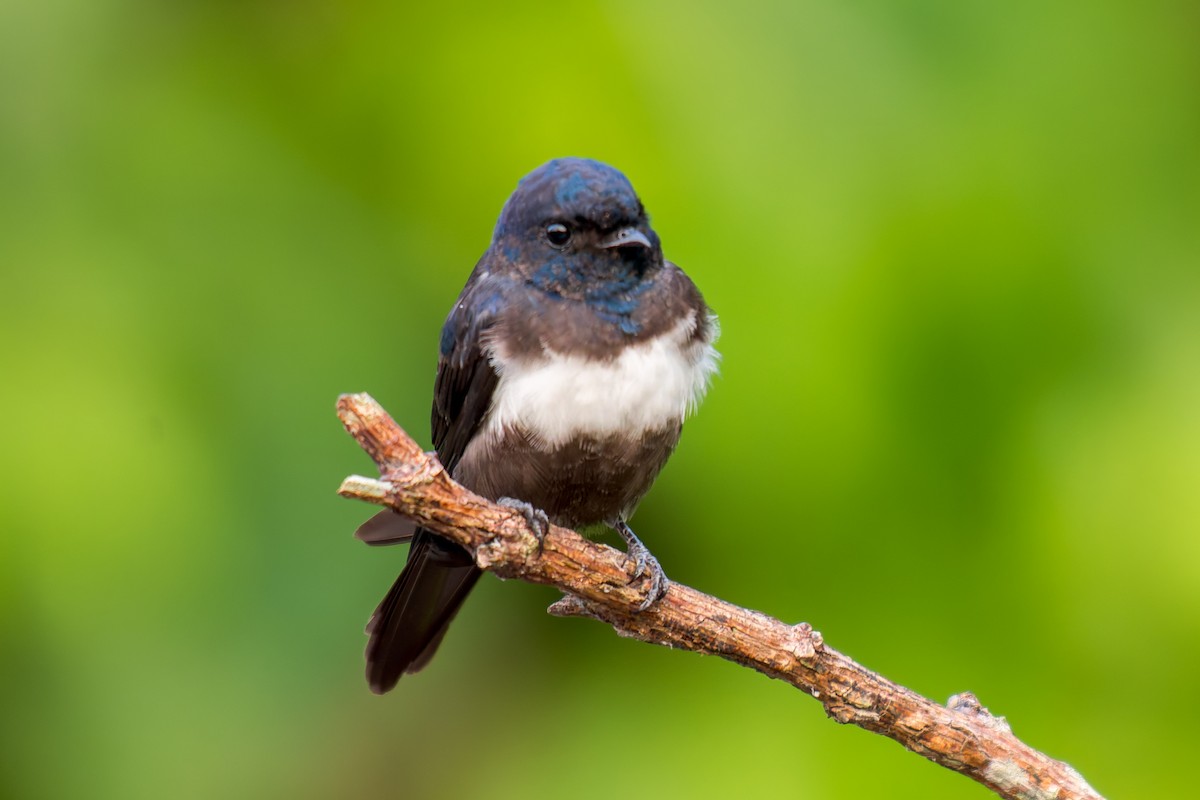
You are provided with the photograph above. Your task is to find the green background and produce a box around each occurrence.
[3,1,1197,798]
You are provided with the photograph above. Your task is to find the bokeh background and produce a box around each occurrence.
[2,1,1197,797]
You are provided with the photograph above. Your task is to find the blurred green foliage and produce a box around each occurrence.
[2,1,1198,797]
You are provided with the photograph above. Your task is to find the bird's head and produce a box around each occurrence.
[492,158,663,298]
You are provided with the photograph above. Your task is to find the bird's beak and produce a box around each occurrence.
[598,227,653,250]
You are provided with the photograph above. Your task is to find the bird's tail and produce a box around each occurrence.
[364,528,481,694]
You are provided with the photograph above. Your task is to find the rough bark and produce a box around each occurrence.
[336,392,1102,800]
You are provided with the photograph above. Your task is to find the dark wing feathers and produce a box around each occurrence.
[363,276,503,691]
[431,290,502,473]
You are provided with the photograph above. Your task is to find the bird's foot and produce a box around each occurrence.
[498,497,551,553]
[611,519,669,611]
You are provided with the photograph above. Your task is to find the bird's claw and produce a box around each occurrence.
[626,541,668,611]
[498,497,550,553]
[612,519,669,611]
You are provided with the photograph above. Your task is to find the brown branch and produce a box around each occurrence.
[336,392,1103,800]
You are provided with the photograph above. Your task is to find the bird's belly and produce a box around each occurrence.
[457,312,717,525]
[453,424,682,528]
[484,310,716,448]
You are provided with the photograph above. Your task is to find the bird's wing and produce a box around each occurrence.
[430,282,504,472]
[354,278,502,545]
[364,276,505,692]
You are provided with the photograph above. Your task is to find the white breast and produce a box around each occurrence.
[484,311,719,449]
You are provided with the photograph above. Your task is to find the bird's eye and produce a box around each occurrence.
[545,222,571,247]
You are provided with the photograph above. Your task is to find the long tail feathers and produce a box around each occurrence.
[355,510,418,546]
[364,530,481,694]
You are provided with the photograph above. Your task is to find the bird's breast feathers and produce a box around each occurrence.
[483,310,719,449]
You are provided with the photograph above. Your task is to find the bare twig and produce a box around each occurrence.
[336,392,1102,800]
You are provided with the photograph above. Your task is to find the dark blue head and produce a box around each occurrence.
[491,158,663,301]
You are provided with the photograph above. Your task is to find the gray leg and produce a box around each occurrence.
[611,519,669,611]
[499,497,550,551]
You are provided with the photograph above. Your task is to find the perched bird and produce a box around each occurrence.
[357,157,719,694]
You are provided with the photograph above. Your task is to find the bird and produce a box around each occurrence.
[356,157,719,694]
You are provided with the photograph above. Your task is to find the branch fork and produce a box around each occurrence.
[337,392,1102,800]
